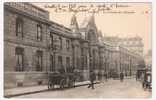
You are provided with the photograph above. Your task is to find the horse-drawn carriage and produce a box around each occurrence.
[142,71,152,91]
[47,68,79,90]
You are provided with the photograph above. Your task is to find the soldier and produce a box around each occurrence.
[88,71,96,89]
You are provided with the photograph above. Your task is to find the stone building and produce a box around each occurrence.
[4,2,144,88]
[4,3,51,88]
[103,36,144,56]
[144,49,152,70]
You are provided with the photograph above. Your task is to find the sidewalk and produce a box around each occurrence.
[125,76,135,79]
[4,81,100,98]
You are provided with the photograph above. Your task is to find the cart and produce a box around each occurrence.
[142,71,152,91]
[47,72,77,90]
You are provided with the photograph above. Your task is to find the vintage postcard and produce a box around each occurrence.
[3,2,152,98]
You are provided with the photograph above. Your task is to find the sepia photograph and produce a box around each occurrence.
[3,2,152,98]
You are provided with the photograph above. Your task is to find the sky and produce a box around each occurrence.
[33,3,152,55]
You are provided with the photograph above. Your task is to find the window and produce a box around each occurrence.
[66,39,70,50]
[50,55,54,71]
[50,33,53,48]
[15,47,24,71]
[59,37,62,50]
[81,48,84,69]
[92,49,96,69]
[76,57,80,69]
[58,56,62,68]
[81,56,84,69]
[88,30,96,41]
[81,48,84,56]
[37,24,42,41]
[85,56,87,68]
[66,57,70,68]
[16,17,24,37]
[36,50,43,71]
[58,56,64,73]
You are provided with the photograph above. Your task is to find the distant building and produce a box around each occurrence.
[103,36,144,56]
[144,49,152,69]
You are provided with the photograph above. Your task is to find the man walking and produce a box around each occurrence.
[88,71,96,89]
[120,72,124,82]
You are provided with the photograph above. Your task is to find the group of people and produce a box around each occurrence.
[87,71,125,89]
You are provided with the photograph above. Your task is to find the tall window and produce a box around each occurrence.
[81,48,84,56]
[66,57,70,68]
[92,49,96,69]
[16,17,24,37]
[66,39,70,51]
[81,56,84,69]
[66,57,72,72]
[59,37,62,50]
[58,56,62,68]
[37,24,42,41]
[81,48,84,69]
[58,56,64,73]
[36,50,43,71]
[85,56,87,69]
[50,33,53,48]
[88,30,96,42]
[15,47,24,71]
[50,55,54,71]
[77,57,80,69]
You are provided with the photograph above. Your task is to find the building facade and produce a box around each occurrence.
[4,3,51,88]
[4,2,144,88]
[103,36,144,56]
[144,49,152,70]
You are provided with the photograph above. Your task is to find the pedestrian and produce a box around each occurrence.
[104,73,108,82]
[88,71,96,89]
[120,72,124,82]
[136,71,138,81]
[125,72,127,77]
[141,73,144,82]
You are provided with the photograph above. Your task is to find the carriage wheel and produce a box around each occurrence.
[67,80,72,88]
[48,81,51,89]
[48,81,54,90]
[60,79,66,89]
[143,83,147,91]
[70,80,75,88]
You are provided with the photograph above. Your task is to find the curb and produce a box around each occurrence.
[5,81,100,98]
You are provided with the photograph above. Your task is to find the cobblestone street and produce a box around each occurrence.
[14,78,151,98]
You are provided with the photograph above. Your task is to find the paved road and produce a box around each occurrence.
[14,78,151,98]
